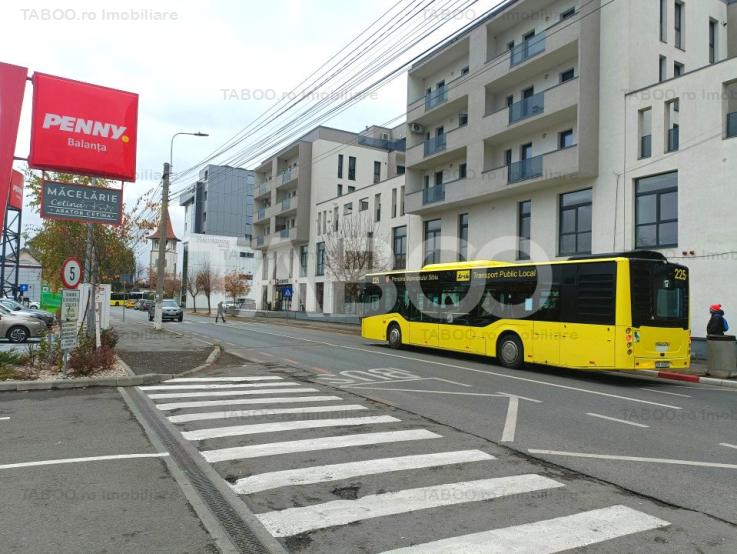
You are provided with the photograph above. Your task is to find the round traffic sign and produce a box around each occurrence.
[61,257,83,289]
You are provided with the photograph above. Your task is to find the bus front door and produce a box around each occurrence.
[532,321,560,366]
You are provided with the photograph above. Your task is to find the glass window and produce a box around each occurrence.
[659,56,667,83]
[458,213,469,261]
[424,219,441,265]
[518,200,531,260]
[359,198,369,212]
[392,226,407,270]
[459,163,467,179]
[348,156,356,180]
[559,188,592,256]
[392,188,397,218]
[315,242,325,276]
[560,68,575,83]
[374,193,381,222]
[459,113,468,127]
[373,161,381,184]
[635,171,678,248]
[337,154,343,178]
[674,1,684,49]
[559,129,574,149]
[299,246,308,277]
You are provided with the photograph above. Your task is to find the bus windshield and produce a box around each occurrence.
[630,261,688,329]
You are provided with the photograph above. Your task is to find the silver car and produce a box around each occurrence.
[0,304,47,342]
[1,298,55,327]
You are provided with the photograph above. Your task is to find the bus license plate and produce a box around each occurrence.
[656,362,670,369]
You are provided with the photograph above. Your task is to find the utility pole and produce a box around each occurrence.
[84,177,97,339]
[153,162,170,330]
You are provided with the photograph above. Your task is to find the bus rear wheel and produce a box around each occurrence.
[387,323,403,349]
[497,333,524,369]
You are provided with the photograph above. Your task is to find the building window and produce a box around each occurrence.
[347,185,355,193]
[397,165,406,175]
[518,201,531,260]
[374,193,381,222]
[560,68,575,83]
[317,212,322,235]
[299,246,308,277]
[400,185,405,216]
[337,154,343,178]
[424,219,441,265]
[559,129,574,149]
[460,65,469,76]
[315,242,325,276]
[373,161,381,184]
[459,163,467,179]
[506,95,514,108]
[709,19,718,64]
[660,0,667,42]
[504,149,512,166]
[459,112,468,127]
[674,1,684,49]
[674,62,684,77]
[337,184,343,197]
[359,197,369,212]
[639,107,652,159]
[659,56,667,82]
[392,226,407,269]
[559,188,592,256]
[391,188,397,218]
[635,172,678,248]
[666,99,680,152]
[560,7,575,20]
[458,213,469,261]
[348,156,356,180]
[344,202,353,215]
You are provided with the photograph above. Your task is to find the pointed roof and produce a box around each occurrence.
[148,210,180,241]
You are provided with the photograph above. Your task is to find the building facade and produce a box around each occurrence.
[403,0,737,336]
[148,211,179,277]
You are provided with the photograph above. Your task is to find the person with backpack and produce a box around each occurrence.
[706,304,729,336]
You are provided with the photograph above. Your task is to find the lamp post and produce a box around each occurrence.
[153,131,208,330]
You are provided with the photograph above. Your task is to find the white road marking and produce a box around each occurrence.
[345,387,506,397]
[230,450,495,495]
[201,429,441,463]
[155,395,343,411]
[225,324,685,409]
[0,452,169,470]
[0,417,9,421]
[256,474,564,537]
[168,404,368,423]
[528,449,737,470]
[380,504,670,553]
[720,443,737,450]
[140,382,299,390]
[146,388,317,399]
[586,413,650,428]
[165,376,283,382]
[640,387,691,398]
[182,415,400,440]
[500,396,519,442]
[498,391,543,403]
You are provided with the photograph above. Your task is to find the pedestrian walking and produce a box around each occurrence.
[706,304,729,336]
[215,300,227,324]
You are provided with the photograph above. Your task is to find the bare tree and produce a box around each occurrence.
[323,212,389,314]
[196,262,221,315]
[186,269,201,312]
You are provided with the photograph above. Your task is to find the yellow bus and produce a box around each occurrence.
[360,252,690,371]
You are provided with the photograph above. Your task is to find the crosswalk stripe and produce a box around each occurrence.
[146,388,317,399]
[155,395,343,411]
[380,504,670,553]
[182,415,400,440]
[231,450,495,495]
[140,382,299,391]
[201,429,441,463]
[168,404,368,423]
[165,376,283,382]
[256,474,564,537]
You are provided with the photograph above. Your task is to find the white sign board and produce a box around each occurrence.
[60,289,81,350]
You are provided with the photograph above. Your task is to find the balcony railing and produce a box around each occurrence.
[424,134,447,157]
[423,184,445,204]
[667,127,680,152]
[508,155,544,184]
[280,168,296,185]
[277,228,290,239]
[425,87,447,110]
[509,92,545,124]
[281,197,292,211]
[640,134,652,158]
[256,236,265,246]
[256,207,266,220]
[728,112,737,138]
[510,33,546,66]
[255,183,269,196]
[357,135,406,151]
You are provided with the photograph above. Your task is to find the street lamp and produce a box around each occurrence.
[153,131,208,330]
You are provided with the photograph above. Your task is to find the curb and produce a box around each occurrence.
[0,372,175,392]
[638,369,737,389]
[177,344,223,377]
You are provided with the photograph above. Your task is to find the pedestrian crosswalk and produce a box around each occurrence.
[138,374,672,552]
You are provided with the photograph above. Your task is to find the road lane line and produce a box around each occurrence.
[640,388,691,398]
[168,404,368,423]
[586,413,650,428]
[256,474,564,537]
[720,443,737,450]
[227,324,684,409]
[140,382,300,391]
[380,505,670,553]
[0,452,169,470]
[201,429,441,463]
[528,449,737,469]
[345,387,506,397]
[260,352,274,357]
[232,450,495,495]
[155,395,343,411]
[500,396,519,442]
[146,388,317,399]
[283,358,298,365]
[165,377,283,382]
[0,417,9,421]
[498,391,543,403]
[182,415,400,440]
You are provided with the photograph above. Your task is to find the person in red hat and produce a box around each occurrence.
[707,304,729,336]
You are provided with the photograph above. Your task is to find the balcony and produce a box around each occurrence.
[280,197,297,213]
[508,155,544,184]
[254,235,269,249]
[425,87,447,111]
[357,135,406,151]
[640,135,652,158]
[510,33,546,67]
[255,207,269,222]
[424,134,447,157]
[509,92,545,124]
[423,184,445,204]
[667,127,679,152]
[279,167,297,187]
[728,112,737,138]
[254,182,270,199]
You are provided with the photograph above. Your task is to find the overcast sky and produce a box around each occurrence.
[2,0,502,263]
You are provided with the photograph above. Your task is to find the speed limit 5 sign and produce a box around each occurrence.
[61,257,83,289]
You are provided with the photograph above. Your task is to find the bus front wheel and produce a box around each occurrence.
[387,324,403,349]
[497,333,524,369]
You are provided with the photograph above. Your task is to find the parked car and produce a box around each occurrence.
[0,304,47,342]
[241,298,256,310]
[141,299,155,311]
[125,298,137,309]
[0,298,55,327]
[148,299,183,322]
[28,301,40,310]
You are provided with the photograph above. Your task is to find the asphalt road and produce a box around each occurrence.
[116,309,737,552]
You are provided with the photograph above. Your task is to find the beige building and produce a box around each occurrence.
[403,0,737,338]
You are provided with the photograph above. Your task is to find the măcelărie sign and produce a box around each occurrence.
[41,181,123,225]
[28,73,138,181]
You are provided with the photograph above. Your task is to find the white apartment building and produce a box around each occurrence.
[404,0,737,338]
[252,125,408,313]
